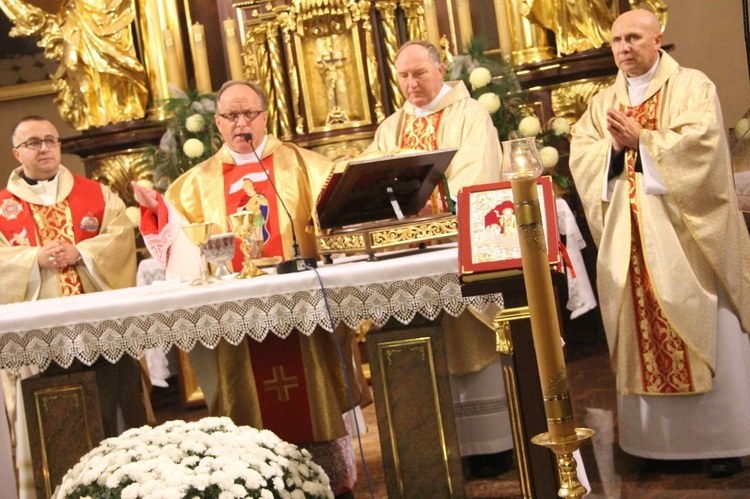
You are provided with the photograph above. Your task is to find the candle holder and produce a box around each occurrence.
[228,212,266,279]
[502,137,593,498]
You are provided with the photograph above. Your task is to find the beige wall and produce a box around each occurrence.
[0,94,84,183]
[662,0,750,130]
[0,1,748,183]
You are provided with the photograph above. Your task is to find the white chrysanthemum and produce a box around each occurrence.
[185,114,206,133]
[550,117,571,136]
[734,117,750,140]
[183,138,205,158]
[125,206,140,227]
[477,92,501,114]
[469,67,492,90]
[540,146,559,168]
[519,116,542,137]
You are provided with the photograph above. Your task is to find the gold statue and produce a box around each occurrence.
[525,0,620,56]
[0,0,149,130]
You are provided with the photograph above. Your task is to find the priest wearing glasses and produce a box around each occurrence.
[132,80,360,497]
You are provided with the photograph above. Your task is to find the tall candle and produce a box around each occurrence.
[163,28,186,92]
[223,18,244,80]
[192,23,212,94]
[423,0,441,49]
[455,0,473,53]
[493,0,513,60]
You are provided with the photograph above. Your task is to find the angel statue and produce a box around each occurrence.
[0,0,149,130]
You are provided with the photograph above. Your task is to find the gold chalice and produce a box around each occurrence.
[228,211,266,279]
[182,221,219,285]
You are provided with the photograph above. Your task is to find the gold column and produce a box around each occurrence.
[277,7,305,134]
[265,19,294,140]
[504,0,554,65]
[400,0,426,41]
[374,0,404,110]
[357,0,385,123]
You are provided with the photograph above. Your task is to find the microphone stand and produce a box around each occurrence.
[242,133,317,274]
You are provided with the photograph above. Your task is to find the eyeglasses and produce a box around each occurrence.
[14,137,61,150]
[218,110,266,123]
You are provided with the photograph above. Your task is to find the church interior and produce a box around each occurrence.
[1,0,750,497]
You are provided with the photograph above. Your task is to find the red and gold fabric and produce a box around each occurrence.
[570,51,750,395]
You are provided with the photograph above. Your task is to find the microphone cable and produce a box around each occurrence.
[242,133,316,273]
[305,262,376,499]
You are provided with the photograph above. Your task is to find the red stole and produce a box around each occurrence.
[399,112,451,213]
[223,156,282,271]
[0,175,104,296]
[623,91,695,394]
[223,158,315,442]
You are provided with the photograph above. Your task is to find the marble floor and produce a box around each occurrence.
[152,331,750,498]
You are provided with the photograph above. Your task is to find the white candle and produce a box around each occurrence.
[192,23,212,93]
[223,18,244,80]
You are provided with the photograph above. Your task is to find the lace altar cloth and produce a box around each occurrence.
[0,244,502,373]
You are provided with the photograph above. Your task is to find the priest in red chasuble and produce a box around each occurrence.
[361,40,516,477]
[570,9,750,477]
[0,116,148,496]
[133,81,359,495]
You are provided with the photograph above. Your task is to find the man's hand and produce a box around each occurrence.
[607,108,640,153]
[38,241,79,269]
[132,181,159,214]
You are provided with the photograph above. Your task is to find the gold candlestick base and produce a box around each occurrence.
[531,427,595,498]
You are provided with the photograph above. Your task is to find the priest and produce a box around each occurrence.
[133,80,359,496]
[0,115,149,496]
[362,40,514,477]
[570,9,750,477]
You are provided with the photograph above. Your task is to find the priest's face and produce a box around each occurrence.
[215,83,268,154]
[395,44,445,108]
[12,119,61,181]
[611,9,663,78]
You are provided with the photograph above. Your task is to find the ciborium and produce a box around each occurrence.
[228,211,266,279]
[182,222,218,285]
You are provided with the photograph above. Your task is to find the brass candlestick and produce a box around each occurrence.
[502,137,593,498]
[182,222,219,285]
[228,211,266,279]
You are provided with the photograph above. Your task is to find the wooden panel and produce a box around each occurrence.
[367,317,464,498]
[22,370,105,499]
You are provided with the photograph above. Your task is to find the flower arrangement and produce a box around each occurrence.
[149,88,223,191]
[449,39,573,192]
[53,417,333,499]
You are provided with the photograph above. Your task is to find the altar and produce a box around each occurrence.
[0,244,503,497]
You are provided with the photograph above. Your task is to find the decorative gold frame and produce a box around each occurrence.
[0,80,55,102]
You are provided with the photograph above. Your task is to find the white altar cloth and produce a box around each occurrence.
[0,244,502,373]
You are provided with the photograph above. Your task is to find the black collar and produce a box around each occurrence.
[21,172,56,186]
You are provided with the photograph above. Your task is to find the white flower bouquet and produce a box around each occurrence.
[54,417,333,499]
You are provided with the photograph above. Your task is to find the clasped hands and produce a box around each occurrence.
[39,240,79,269]
[607,107,641,154]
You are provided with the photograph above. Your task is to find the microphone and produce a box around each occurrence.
[242,133,317,274]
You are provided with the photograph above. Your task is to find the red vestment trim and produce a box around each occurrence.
[399,112,450,213]
[623,93,694,394]
[247,331,315,443]
[223,157,282,271]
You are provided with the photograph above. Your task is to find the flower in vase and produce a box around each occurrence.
[519,116,542,137]
[478,92,501,114]
[183,138,205,158]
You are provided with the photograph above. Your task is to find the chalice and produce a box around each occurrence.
[206,232,236,277]
[182,221,217,285]
[228,211,266,279]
